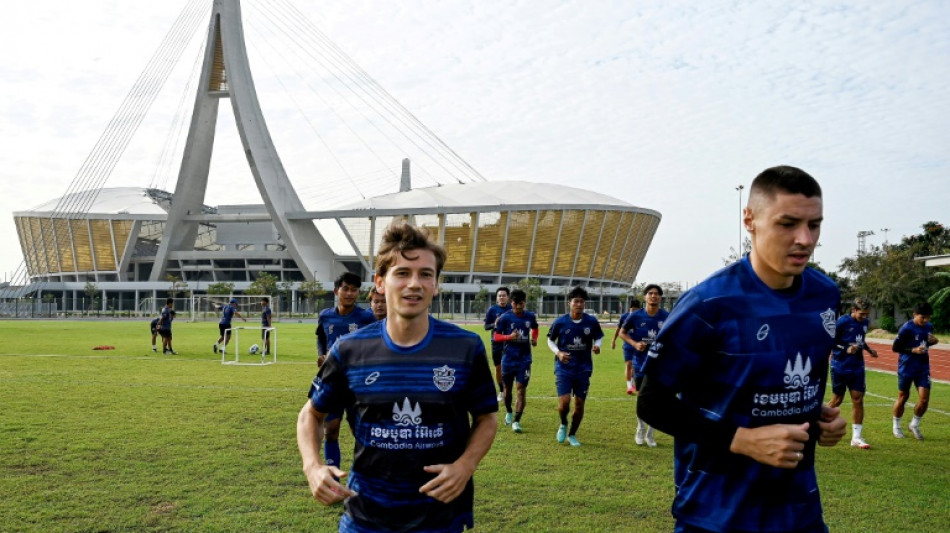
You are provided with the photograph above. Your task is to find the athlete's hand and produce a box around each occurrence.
[611,340,617,350]
[592,346,601,355]
[531,339,537,347]
[317,354,327,366]
[817,405,846,446]
[847,345,859,355]
[557,351,571,364]
[730,423,810,468]
[420,462,474,503]
[869,348,879,358]
[303,464,355,505]
[927,333,939,345]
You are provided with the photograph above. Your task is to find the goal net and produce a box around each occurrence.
[191,294,275,323]
[220,326,278,366]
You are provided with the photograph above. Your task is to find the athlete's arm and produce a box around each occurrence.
[421,411,497,503]
[297,401,353,505]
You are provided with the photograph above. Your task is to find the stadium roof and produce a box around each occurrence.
[20,187,170,216]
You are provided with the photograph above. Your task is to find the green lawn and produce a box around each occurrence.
[0,320,947,532]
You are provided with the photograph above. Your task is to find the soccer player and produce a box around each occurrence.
[261,297,273,356]
[891,301,940,440]
[315,271,376,469]
[548,286,604,447]
[149,314,160,353]
[368,285,387,321]
[611,299,641,394]
[828,297,878,449]
[637,165,847,533]
[297,221,497,532]
[156,298,177,355]
[484,287,512,403]
[493,289,539,433]
[618,284,668,447]
[213,298,246,355]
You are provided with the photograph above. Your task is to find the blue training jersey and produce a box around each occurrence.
[831,314,870,375]
[484,303,512,348]
[309,316,498,533]
[261,305,272,327]
[159,307,174,331]
[316,306,376,356]
[495,309,539,366]
[220,304,237,326]
[548,313,604,375]
[621,307,669,371]
[893,319,934,377]
[643,256,840,532]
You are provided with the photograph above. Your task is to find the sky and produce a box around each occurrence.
[1,0,948,287]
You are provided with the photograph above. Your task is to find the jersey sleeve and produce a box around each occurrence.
[466,340,499,416]
[316,319,328,355]
[308,346,354,414]
[642,290,716,391]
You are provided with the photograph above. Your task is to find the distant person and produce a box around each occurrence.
[828,297,878,449]
[493,289,539,433]
[368,285,387,321]
[315,272,376,469]
[297,221,497,532]
[261,297,273,356]
[611,299,641,394]
[892,302,940,440]
[638,165,846,532]
[618,284,668,447]
[157,298,178,355]
[484,287,512,403]
[149,314,160,353]
[548,286,604,446]
[213,298,246,355]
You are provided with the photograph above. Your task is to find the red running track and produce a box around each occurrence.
[865,339,950,384]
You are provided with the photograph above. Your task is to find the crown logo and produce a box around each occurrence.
[433,365,456,392]
[392,397,422,426]
[646,328,658,341]
[783,353,811,389]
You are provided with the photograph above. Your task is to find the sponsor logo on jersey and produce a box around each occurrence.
[783,352,812,389]
[365,371,380,385]
[647,341,662,358]
[433,365,456,391]
[392,397,422,426]
[757,324,770,341]
[821,308,836,337]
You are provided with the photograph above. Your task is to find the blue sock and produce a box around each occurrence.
[325,440,341,468]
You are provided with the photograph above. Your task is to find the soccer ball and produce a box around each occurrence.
[249,344,260,355]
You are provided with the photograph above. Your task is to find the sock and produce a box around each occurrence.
[853,424,862,440]
[636,418,644,432]
[910,415,922,428]
[325,440,341,468]
[627,379,633,388]
[515,411,523,422]
[893,416,902,429]
[152,345,156,349]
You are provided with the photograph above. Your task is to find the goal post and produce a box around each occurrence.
[221,326,278,365]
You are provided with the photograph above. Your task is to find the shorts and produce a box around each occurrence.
[502,364,531,386]
[555,372,591,399]
[622,348,635,363]
[831,369,866,396]
[159,330,172,339]
[219,324,232,337]
[150,324,158,335]
[491,343,504,367]
[898,370,931,392]
[675,521,828,533]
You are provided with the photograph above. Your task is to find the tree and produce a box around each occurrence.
[299,279,325,314]
[83,281,99,311]
[278,280,295,312]
[248,272,279,298]
[206,282,235,296]
[471,285,490,315]
[514,277,545,310]
[722,237,752,265]
[928,271,950,331]
[166,274,187,297]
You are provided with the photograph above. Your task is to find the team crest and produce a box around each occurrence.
[433,365,456,391]
[348,323,359,333]
[820,308,836,337]
[584,327,591,335]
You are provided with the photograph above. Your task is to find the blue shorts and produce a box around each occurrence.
[555,372,591,399]
[622,348,635,363]
[831,369,866,395]
[675,521,828,533]
[502,363,531,386]
[898,370,931,392]
[491,343,504,366]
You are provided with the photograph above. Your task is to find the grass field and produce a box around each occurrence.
[0,319,947,532]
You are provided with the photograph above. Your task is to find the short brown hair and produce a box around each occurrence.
[375,221,446,277]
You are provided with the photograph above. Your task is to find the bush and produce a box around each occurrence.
[878,315,897,333]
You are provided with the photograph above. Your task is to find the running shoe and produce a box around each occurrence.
[893,427,905,439]
[152,347,157,353]
[556,425,567,443]
[646,427,657,448]
[213,344,218,354]
[504,412,513,426]
[908,424,924,441]
[567,435,581,447]
[497,391,504,403]
[626,385,636,395]
[850,437,871,449]
[512,421,522,433]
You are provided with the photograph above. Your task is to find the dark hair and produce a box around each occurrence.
[852,297,870,311]
[749,165,822,202]
[568,286,589,301]
[914,302,934,316]
[166,297,174,305]
[375,221,447,277]
[510,289,527,303]
[629,299,641,309]
[496,286,510,297]
[643,284,663,296]
[335,271,362,290]
[261,297,269,304]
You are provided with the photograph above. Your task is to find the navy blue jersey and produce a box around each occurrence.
[893,319,934,377]
[261,305,272,327]
[831,314,870,374]
[643,257,840,532]
[316,306,376,356]
[159,307,174,331]
[548,313,604,375]
[220,305,237,326]
[495,310,539,366]
[309,317,498,533]
[484,303,512,349]
[621,308,669,371]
